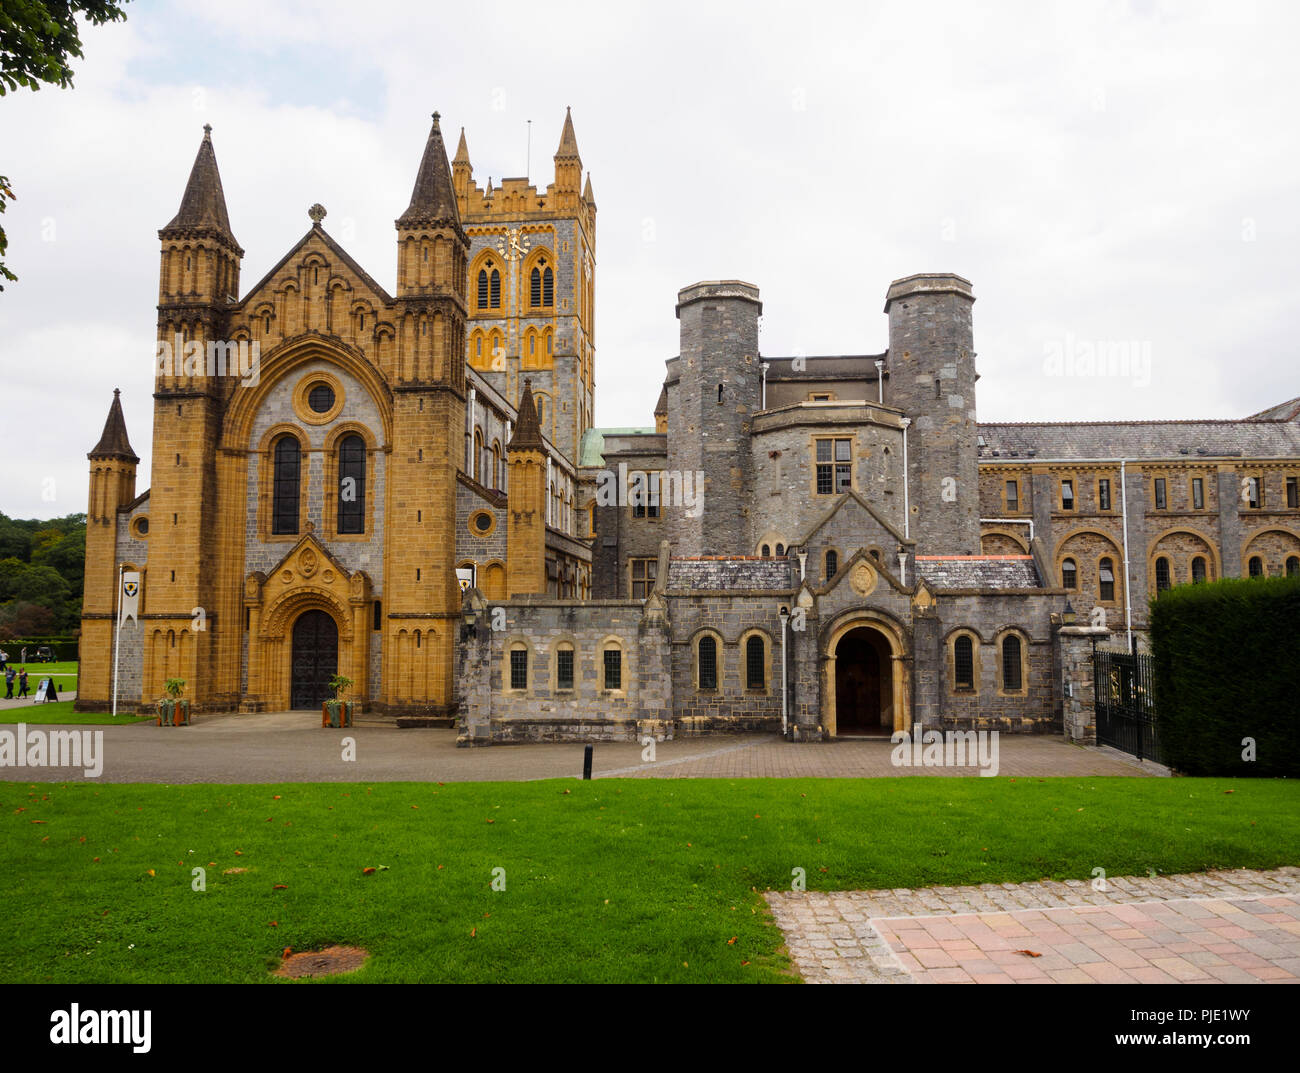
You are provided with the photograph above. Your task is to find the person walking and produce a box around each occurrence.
[17,668,29,700]
[4,665,14,699]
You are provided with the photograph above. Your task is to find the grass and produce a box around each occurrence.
[2,777,1297,984]
[2,659,78,695]
[0,701,152,725]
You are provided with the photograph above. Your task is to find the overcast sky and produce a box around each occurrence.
[1,0,1296,520]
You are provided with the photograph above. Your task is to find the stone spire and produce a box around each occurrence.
[398,111,461,228]
[555,106,581,160]
[162,124,240,251]
[453,127,471,166]
[89,389,138,462]
[509,379,545,451]
[583,171,596,208]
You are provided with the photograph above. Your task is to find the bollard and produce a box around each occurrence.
[582,744,593,780]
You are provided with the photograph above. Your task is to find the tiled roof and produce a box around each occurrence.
[915,556,1041,589]
[667,557,794,591]
[977,420,1300,460]
[89,389,138,462]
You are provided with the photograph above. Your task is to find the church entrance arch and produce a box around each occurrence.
[823,614,909,737]
[290,609,339,709]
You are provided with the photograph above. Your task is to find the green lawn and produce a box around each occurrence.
[2,778,1296,983]
[0,701,151,725]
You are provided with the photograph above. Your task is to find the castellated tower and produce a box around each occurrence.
[667,281,763,556]
[76,391,139,710]
[884,273,980,556]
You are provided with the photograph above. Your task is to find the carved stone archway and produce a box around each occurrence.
[822,611,910,738]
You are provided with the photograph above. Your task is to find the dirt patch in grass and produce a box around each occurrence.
[274,945,369,979]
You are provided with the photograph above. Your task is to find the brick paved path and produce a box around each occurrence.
[766,867,1300,984]
[0,716,1160,782]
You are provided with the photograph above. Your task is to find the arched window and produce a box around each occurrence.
[954,635,975,692]
[489,268,501,308]
[825,549,838,579]
[473,429,483,483]
[1099,557,1115,602]
[1001,634,1023,692]
[1192,556,1207,584]
[337,434,366,534]
[272,436,301,535]
[508,643,528,691]
[1288,556,1300,577]
[761,544,770,558]
[745,635,765,691]
[536,395,546,428]
[1155,556,1171,593]
[602,642,623,691]
[555,642,575,691]
[697,635,718,691]
[1061,558,1077,590]
[491,442,502,490]
[543,265,553,306]
[477,269,489,309]
[1249,556,1264,578]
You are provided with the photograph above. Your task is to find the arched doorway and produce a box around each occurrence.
[834,626,895,735]
[291,609,338,709]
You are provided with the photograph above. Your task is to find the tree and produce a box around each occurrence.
[0,1,131,288]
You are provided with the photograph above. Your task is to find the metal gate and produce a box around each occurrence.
[1093,645,1164,763]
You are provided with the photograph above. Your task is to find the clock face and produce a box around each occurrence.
[496,228,530,261]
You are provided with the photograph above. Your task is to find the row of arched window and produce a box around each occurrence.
[504,638,624,694]
[694,633,769,693]
[950,631,1027,695]
[474,258,554,312]
[271,433,367,536]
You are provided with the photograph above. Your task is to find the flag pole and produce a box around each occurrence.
[111,563,122,717]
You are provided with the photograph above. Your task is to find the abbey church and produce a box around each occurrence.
[78,111,1300,742]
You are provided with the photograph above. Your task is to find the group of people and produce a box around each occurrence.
[3,664,29,700]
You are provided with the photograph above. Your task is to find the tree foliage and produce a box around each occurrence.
[0,1,131,288]
[0,512,86,632]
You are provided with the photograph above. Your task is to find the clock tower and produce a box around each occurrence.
[455,108,596,465]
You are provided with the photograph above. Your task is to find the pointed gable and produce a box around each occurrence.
[509,379,545,452]
[555,106,581,160]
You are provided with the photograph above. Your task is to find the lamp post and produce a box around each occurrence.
[778,605,790,737]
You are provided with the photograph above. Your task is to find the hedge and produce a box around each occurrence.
[1150,574,1300,776]
[0,637,79,662]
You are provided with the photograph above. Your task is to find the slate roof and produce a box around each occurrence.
[1246,396,1300,422]
[89,389,138,463]
[666,557,795,591]
[915,556,1041,590]
[162,125,241,252]
[977,420,1300,460]
[397,113,461,228]
[509,379,544,451]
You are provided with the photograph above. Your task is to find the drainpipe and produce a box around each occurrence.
[874,359,884,404]
[980,517,1035,544]
[466,386,476,471]
[1121,460,1133,651]
[900,417,911,540]
[760,362,770,410]
[778,606,790,736]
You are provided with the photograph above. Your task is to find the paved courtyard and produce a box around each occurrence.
[0,708,1162,782]
[766,867,1300,984]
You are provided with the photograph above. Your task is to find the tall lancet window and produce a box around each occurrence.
[272,436,301,535]
[337,434,366,534]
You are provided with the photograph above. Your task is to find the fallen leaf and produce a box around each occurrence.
[146,869,155,877]
[1224,790,1235,795]
[741,960,750,966]
[470,927,477,938]
[269,921,278,928]
[1014,949,1042,958]
[362,867,376,875]
[485,819,495,824]
[754,814,761,819]
[31,820,46,825]
[274,884,288,890]
[282,946,292,958]
[727,937,737,945]
[273,796,281,800]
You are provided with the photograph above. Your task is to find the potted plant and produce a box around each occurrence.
[323,674,354,728]
[159,678,189,726]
